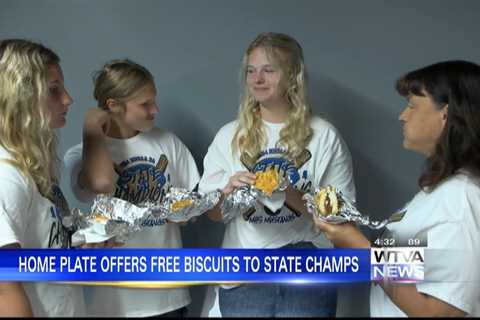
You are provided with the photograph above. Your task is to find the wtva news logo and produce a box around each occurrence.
[371,247,424,283]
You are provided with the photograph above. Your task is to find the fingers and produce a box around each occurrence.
[223,171,256,195]
[313,217,332,233]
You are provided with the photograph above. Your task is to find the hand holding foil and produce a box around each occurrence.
[303,186,406,230]
[219,171,289,223]
[68,194,152,246]
[155,187,221,223]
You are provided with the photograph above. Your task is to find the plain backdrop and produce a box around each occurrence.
[1,0,479,316]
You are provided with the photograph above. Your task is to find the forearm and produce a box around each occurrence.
[207,193,225,222]
[284,186,309,216]
[81,126,115,194]
[0,282,33,317]
[380,282,466,317]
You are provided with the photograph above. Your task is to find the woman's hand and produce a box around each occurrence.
[313,217,370,248]
[83,107,111,135]
[221,171,256,195]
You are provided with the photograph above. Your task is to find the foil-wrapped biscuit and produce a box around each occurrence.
[91,212,109,223]
[157,188,221,223]
[314,186,342,216]
[171,199,194,212]
[303,185,407,229]
[254,167,280,196]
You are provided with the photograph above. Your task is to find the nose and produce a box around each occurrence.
[62,87,73,107]
[151,103,159,115]
[254,71,265,84]
[399,106,408,122]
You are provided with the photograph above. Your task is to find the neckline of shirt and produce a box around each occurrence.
[105,131,144,144]
[262,119,285,130]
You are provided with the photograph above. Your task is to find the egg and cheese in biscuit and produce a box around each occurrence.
[171,199,194,212]
[254,167,280,196]
[314,186,341,216]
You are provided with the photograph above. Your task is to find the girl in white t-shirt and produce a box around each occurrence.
[315,60,480,317]
[199,32,355,317]
[0,39,85,316]
[64,59,200,317]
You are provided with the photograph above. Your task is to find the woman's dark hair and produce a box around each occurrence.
[396,60,480,190]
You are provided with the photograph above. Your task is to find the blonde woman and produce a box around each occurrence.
[199,32,355,317]
[0,39,85,316]
[64,59,199,317]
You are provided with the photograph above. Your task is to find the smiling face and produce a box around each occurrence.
[245,47,289,107]
[46,64,72,129]
[399,91,448,156]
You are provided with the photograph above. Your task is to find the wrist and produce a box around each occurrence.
[83,122,106,137]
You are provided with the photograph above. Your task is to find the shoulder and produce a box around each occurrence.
[63,143,83,161]
[434,173,479,196]
[208,120,238,149]
[145,127,192,154]
[308,116,347,149]
[310,116,340,136]
[430,173,480,220]
[0,148,32,203]
[143,126,174,141]
[216,120,238,140]
[141,127,179,148]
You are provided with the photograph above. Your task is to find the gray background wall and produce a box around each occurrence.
[1,0,479,316]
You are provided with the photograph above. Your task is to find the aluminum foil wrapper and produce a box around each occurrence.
[156,188,221,223]
[220,186,254,223]
[69,194,152,246]
[303,186,406,230]
[219,173,290,223]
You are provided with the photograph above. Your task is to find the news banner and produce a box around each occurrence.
[0,239,425,286]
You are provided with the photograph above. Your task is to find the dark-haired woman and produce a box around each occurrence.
[314,60,480,317]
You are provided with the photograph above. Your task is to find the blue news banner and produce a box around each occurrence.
[0,248,424,283]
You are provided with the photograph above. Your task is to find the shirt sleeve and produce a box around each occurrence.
[0,165,32,247]
[415,222,478,315]
[198,131,232,194]
[414,183,480,316]
[63,144,96,203]
[172,135,200,191]
[313,126,356,202]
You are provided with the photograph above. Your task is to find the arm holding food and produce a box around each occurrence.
[313,210,467,317]
[207,171,256,222]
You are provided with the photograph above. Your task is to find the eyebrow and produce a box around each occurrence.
[246,64,275,68]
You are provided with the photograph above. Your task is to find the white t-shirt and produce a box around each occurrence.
[64,127,200,317]
[0,147,85,317]
[370,172,480,317]
[199,117,355,317]
[199,116,355,249]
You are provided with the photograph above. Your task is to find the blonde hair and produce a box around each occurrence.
[232,32,313,165]
[0,39,60,198]
[93,59,154,108]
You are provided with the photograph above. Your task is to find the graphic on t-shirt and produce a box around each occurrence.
[114,155,171,226]
[241,147,312,224]
[48,185,72,248]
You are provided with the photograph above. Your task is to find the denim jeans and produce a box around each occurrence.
[218,242,337,317]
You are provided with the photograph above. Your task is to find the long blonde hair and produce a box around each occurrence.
[0,39,59,198]
[232,32,313,166]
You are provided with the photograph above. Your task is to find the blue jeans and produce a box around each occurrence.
[219,242,337,317]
